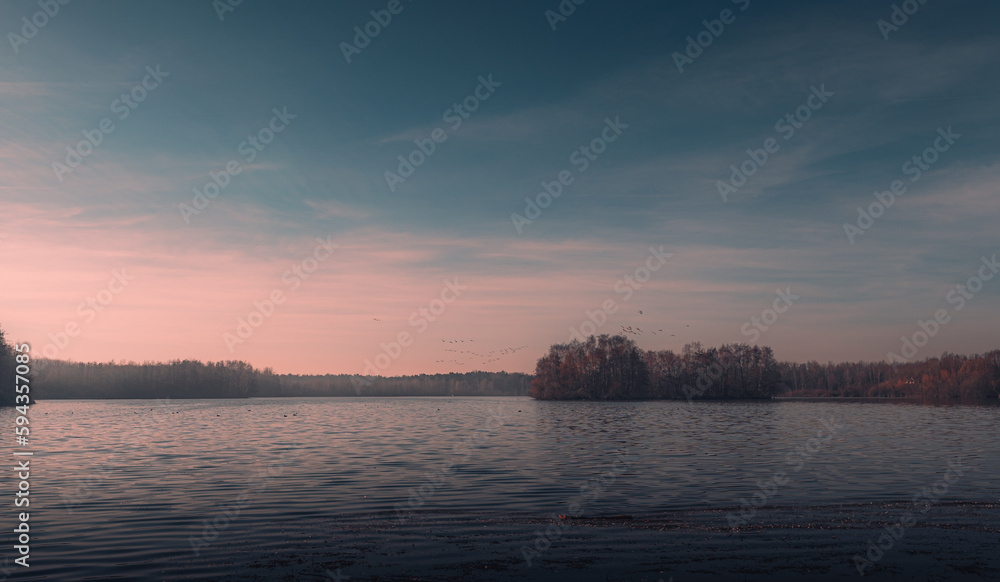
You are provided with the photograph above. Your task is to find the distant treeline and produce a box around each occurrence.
[781,350,1000,399]
[275,371,531,397]
[4,322,998,401]
[530,336,781,400]
[25,358,531,399]
[32,359,266,399]
[531,335,1000,401]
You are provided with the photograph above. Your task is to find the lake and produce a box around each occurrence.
[6,397,999,580]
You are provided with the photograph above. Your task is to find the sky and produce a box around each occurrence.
[1,0,998,375]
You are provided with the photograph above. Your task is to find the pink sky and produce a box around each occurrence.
[4,194,999,375]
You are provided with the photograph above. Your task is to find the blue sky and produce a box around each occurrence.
[2,0,999,374]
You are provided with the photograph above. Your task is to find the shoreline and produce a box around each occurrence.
[18,396,1000,405]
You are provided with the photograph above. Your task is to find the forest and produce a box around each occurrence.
[529,335,782,400]
[275,370,531,397]
[779,350,1000,399]
[30,359,270,399]
[24,357,530,399]
[1,321,997,402]
[530,335,1000,401]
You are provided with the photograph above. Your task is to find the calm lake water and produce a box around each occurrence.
[5,397,999,580]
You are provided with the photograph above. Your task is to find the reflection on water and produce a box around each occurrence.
[5,397,998,579]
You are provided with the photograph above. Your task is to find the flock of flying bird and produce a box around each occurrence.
[620,326,675,337]
[372,309,687,368]
[620,309,688,337]
[436,341,529,366]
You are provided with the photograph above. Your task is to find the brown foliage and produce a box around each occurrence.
[530,336,781,400]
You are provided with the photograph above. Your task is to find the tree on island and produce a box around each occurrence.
[0,325,20,406]
[530,334,782,400]
[530,334,649,400]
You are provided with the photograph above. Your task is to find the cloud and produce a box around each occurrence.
[304,199,372,221]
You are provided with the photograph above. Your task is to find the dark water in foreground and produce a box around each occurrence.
[4,397,998,580]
